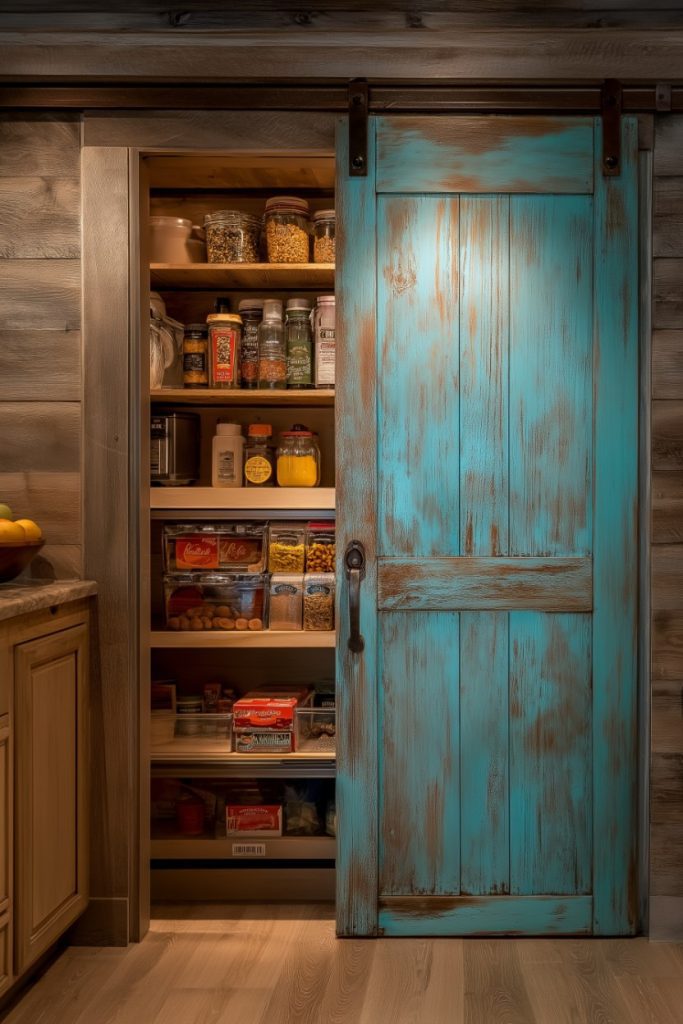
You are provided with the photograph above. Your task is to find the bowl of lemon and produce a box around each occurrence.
[0,504,44,583]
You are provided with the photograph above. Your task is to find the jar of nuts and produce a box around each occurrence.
[305,522,336,573]
[204,210,262,264]
[313,210,335,264]
[264,196,311,264]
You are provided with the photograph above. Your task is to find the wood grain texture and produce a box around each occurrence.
[0,472,80,544]
[651,753,683,825]
[655,118,683,177]
[335,117,378,937]
[378,557,592,611]
[0,115,80,177]
[650,822,683,895]
[653,331,683,399]
[379,896,593,937]
[0,330,81,402]
[654,259,683,329]
[652,545,683,610]
[0,259,80,330]
[0,178,79,258]
[0,403,79,473]
[652,400,683,468]
[379,612,460,896]
[652,681,683,755]
[652,471,683,542]
[377,116,593,194]
[652,611,683,680]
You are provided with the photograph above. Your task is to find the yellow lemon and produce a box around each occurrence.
[14,519,42,542]
[0,521,26,544]
[0,504,13,521]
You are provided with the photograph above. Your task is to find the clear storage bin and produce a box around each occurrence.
[268,524,305,573]
[204,210,261,263]
[164,572,268,631]
[305,522,335,573]
[268,575,303,631]
[296,707,336,753]
[303,573,335,631]
[163,522,266,573]
[313,209,335,263]
[151,713,233,753]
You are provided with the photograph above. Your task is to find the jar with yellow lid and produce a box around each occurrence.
[276,426,320,488]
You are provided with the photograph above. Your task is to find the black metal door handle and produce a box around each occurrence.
[345,540,366,653]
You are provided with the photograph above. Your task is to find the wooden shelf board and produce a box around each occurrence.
[149,630,336,648]
[150,389,335,407]
[150,747,335,767]
[150,828,336,861]
[150,487,335,511]
[150,262,334,290]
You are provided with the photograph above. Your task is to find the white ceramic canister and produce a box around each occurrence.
[149,216,193,263]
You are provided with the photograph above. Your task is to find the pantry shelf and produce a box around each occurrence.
[150,389,335,407]
[150,487,335,511]
[150,827,336,861]
[150,262,334,290]
[150,749,336,776]
[150,630,336,649]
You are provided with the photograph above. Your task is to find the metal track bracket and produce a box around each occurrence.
[601,79,622,176]
[348,79,368,177]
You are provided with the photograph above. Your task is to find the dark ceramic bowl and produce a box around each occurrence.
[0,540,45,583]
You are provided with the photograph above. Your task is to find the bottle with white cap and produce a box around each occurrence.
[211,422,244,488]
[258,298,286,390]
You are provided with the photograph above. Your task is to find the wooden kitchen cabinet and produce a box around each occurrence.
[13,617,89,974]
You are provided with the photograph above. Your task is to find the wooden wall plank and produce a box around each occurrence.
[652,471,683,543]
[460,612,509,895]
[651,753,683,824]
[653,331,683,399]
[0,260,80,330]
[0,178,79,258]
[652,546,683,611]
[655,119,683,177]
[0,115,80,177]
[652,611,683,681]
[650,823,683,896]
[0,403,79,473]
[509,612,592,895]
[0,472,80,544]
[0,330,80,401]
[654,259,683,329]
[653,401,683,469]
[379,611,460,896]
[509,195,593,556]
[27,544,82,581]
[652,681,683,755]
[377,194,460,558]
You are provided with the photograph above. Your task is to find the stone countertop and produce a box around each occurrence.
[0,580,97,623]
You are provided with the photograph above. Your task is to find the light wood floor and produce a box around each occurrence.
[3,903,683,1024]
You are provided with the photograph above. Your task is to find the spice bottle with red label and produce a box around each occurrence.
[243,423,275,487]
[207,312,242,389]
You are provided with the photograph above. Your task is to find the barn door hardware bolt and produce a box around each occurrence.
[349,79,369,177]
[601,79,622,176]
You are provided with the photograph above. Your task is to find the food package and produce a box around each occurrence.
[226,804,283,837]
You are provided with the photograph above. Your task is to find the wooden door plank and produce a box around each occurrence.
[378,556,592,611]
[509,194,593,557]
[379,611,460,896]
[335,117,379,937]
[460,195,509,557]
[510,613,592,896]
[377,194,460,558]
[460,612,510,895]
[376,116,593,194]
[379,895,592,937]
[592,116,639,934]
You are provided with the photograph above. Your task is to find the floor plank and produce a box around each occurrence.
[3,905,683,1024]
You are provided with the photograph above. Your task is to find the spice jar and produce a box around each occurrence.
[243,423,275,487]
[182,324,209,388]
[207,312,242,389]
[258,299,286,390]
[313,295,335,388]
[313,210,335,263]
[276,426,320,487]
[264,196,311,264]
[238,299,263,389]
[285,298,313,389]
[204,210,262,263]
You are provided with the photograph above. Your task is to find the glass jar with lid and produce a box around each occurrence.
[238,299,263,389]
[207,312,242,390]
[264,196,311,264]
[243,423,275,487]
[204,210,262,263]
[313,209,335,264]
[285,297,313,389]
[182,324,209,388]
[258,298,286,390]
[276,425,321,487]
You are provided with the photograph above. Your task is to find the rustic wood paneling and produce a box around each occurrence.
[0,472,80,545]
[653,331,683,399]
[652,472,683,543]
[0,260,80,330]
[652,400,683,469]
[0,403,79,474]
[651,754,683,824]
[652,546,683,612]
[654,259,683,329]
[652,681,683,755]
[655,118,683,177]
[651,823,683,896]
[0,116,80,177]
[0,330,80,401]
[652,611,683,681]
[0,178,79,258]
[29,544,82,581]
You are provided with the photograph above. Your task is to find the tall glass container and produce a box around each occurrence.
[257,298,286,390]
[285,298,313,389]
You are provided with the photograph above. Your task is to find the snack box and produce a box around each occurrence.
[233,729,294,754]
[226,804,283,836]
[232,689,312,730]
[163,572,267,631]
[163,522,266,573]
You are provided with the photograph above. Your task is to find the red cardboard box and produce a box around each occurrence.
[233,689,311,731]
[226,804,283,836]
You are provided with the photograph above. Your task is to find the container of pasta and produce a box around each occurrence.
[303,573,335,631]
[267,524,305,573]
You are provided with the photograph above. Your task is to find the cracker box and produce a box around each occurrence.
[226,804,283,837]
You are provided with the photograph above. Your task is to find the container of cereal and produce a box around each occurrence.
[268,524,305,573]
[303,572,335,631]
[305,522,336,573]
[204,210,261,263]
[264,196,310,264]
[268,574,303,631]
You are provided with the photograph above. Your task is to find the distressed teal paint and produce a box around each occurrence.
[592,117,639,935]
[510,612,592,895]
[376,116,594,195]
[460,196,509,557]
[335,117,379,937]
[379,611,460,895]
[377,195,460,558]
[460,612,510,895]
[509,195,593,557]
[379,896,593,937]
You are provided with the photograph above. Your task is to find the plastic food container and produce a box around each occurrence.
[164,572,268,631]
[303,573,335,631]
[163,522,266,573]
[268,575,303,631]
[276,428,321,487]
[149,216,193,263]
[154,713,233,751]
[268,524,305,573]
[264,196,310,263]
[305,522,335,573]
[296,706,336,753]
[204,210,262,263]
[313,209,335,263]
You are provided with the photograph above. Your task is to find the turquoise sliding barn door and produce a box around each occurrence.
[336,116,638,937]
